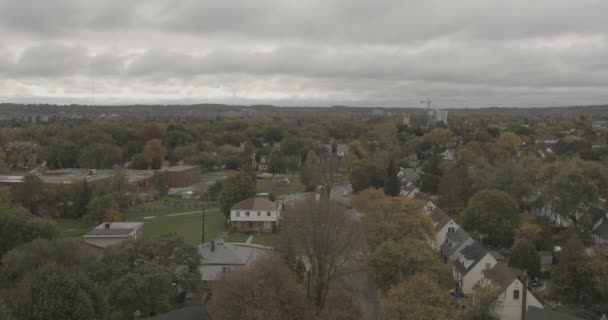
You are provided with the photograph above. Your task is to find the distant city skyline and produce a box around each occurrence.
[1,0,608,108]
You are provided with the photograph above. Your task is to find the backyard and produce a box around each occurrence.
[56,172,321,246]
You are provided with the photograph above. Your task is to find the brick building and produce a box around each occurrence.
[165,165,202,188]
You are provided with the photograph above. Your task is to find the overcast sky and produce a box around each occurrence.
[1,0,607,108]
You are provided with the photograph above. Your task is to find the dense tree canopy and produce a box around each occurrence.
[461,189,520,247]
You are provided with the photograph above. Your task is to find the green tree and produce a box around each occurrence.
[384,273,453,320]
[105,262,174,319]
[78,143,123,169]
[66,180,91,218]
[354,190,433,248]
[111,168,134,211]
[0,297,11,320]
[420,155,442,194]
[350,161,385,193]
[153,171,169,196]
[85,194,118,223]
[384,156,400,196]
[218,171,256,217]
[268,151,286,176]
[464,286,500,320]
[13,174,44,214]
[0,208,58,257]
[509,240,541,278]
[423,128,455,150]
[368,239,453,292]
[461,190,520,247]
[553,235,586,303]
[300,150,321,192]
[0,239,85,286]
[95,234,201,318]
[143,138,166,169]
[543,158,607,227]
[10,264,106,320]
[438,165,473,215]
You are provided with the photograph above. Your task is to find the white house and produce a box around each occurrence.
[82,222,143,248]
[230,197,280,233]
[452,242,505,294]
[476,264,543,320]
[440,228,474,262]
[198,239,272,284]
[428,207,459,250]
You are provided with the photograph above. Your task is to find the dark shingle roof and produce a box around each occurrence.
[586,206,605,226]
[454,242,489,276]
[430,208,452,232]
[482,264,522,288]
[526,306,582,320]
[440,228,471,258]
[593,219,608,239]
[231,197,275,211]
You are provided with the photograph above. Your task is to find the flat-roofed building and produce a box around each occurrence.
[82,222,144,248]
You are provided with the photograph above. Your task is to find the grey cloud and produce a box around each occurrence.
[16,44,88,76]
[0,0,608,107]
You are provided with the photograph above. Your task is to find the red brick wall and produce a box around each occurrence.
[167,167,202,188]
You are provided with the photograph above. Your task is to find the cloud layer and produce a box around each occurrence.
[0,0,607,107]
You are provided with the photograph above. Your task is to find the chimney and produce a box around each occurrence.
[521,270,528,320]
[104,223,111,229]
[210,240,215,252]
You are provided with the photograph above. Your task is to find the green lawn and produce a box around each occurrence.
[256,175,305,197]
[141,210,226,244]
[124,196,215,220]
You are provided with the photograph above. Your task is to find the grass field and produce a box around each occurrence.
[256,175,305,197]
[141,210,226,244]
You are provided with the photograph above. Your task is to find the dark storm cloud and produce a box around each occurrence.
[0,0,607,107]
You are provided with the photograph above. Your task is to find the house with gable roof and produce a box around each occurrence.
[476,264,543,320]
[428,207,459,251]
[452,241,506,294]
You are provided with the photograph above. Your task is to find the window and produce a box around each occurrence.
[485,263,491,270]
[513,290,520,300]
[222,266,228,273]
[246,211,250,217]
[267,212,271,216]
[236,212,240,217]
[257,211,261,216]
[448,227,455,233]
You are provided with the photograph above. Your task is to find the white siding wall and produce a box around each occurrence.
[230,209,278,223]
[493,280,543,320]
[433,221,459,251]
[462,254,498,294]
[83,237,127,248]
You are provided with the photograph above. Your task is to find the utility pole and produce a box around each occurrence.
[201,200,206,244]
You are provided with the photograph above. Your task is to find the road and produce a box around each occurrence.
[330,184,382,320]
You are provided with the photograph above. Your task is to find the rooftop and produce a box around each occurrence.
[83,222,143,238]
[429,207,452,232]
[526,306,583,320]
[482,263,523,288]
[164,165,200,172]
[231,197,276,211]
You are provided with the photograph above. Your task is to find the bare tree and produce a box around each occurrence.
[208,256,315,320]
[278,199,364,311]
